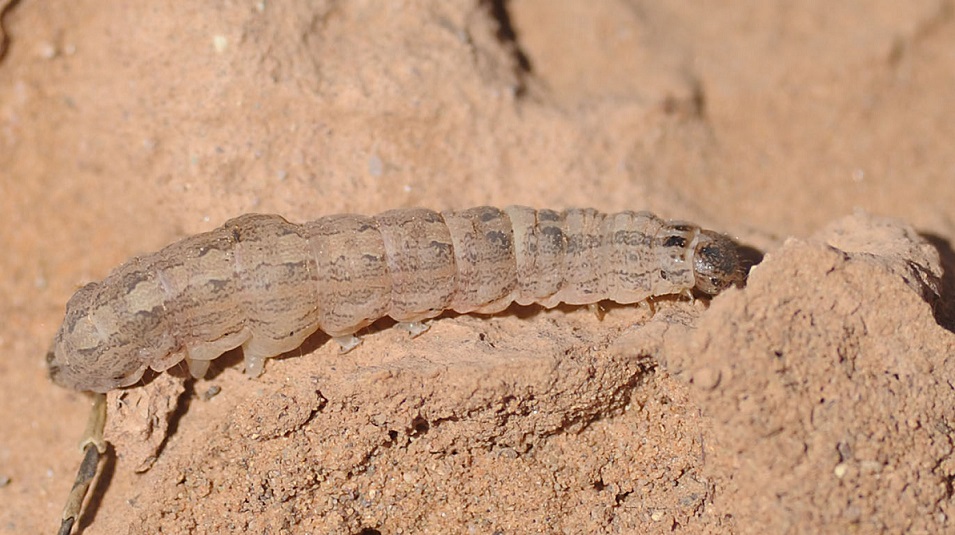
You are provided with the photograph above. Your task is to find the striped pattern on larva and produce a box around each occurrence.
[46,206,743,393]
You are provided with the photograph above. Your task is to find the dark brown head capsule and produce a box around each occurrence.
[691,231,744,295]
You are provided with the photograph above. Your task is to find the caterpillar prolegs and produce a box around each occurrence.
[47,206,744,394]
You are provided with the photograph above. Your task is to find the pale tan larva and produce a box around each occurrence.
[47,206,743,394]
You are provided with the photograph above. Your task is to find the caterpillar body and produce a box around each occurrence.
[47,206,743,393]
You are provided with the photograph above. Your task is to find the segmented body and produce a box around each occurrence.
[47,206,742,393]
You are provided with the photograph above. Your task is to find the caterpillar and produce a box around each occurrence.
[47,206,743,394]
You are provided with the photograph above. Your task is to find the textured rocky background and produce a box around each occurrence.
[2,1,955,533]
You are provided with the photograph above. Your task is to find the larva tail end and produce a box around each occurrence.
[692,231,745,296]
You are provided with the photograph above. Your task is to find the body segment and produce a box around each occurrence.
[48,206,743,393]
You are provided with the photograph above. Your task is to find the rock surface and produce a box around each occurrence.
[3,1,955,534]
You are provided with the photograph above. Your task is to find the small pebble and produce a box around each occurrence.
[833,463,848,478]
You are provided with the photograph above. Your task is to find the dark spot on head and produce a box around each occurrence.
[659,270,669,280]
[663,235,687,249]
[692,232,744,295]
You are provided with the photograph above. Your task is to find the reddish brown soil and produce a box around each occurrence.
[2,1,955,534]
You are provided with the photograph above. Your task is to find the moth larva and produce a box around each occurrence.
[46,206,743,394]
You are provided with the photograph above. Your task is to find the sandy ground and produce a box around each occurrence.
[2,1,955,534]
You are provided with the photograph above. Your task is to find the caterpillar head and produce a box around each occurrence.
[692,231,745,296]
